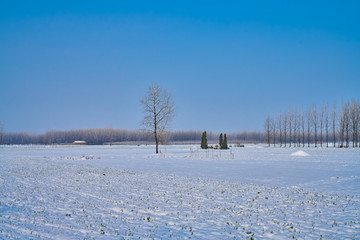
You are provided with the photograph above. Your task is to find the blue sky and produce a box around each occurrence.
[1,1,359,133]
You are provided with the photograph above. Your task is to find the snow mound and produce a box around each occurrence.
[291,150,310,156]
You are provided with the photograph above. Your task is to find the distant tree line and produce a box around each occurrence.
[0,129,148,145]
[0,128,263,145]
[264,99,360,148]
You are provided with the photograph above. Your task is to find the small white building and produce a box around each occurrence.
[73,141,87,145]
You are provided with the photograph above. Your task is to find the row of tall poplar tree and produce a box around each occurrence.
[264,99,360,148]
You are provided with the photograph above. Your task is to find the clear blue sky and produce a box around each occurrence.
[1,1,359,133]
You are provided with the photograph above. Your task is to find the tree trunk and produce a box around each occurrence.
[154,124,159,154]
[155,138,159,154]
[320,121,323,148]
[289,121,292,147]
[154,110,158,154]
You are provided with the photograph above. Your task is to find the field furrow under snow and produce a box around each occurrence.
[0,145,359,239]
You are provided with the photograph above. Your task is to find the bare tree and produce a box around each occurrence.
[339,105,346,148]
[288,108,292,147]
[271,118,276,147]
[320,103,324,147]
[332,102,337,147]
[338,102,350,148]
[141,83,175,154]
[343,102,350,148]
[278,113,282,147]
[324,103,329,147]
[264,117,271,147]
[311,104,318,147]
[350,99,359,148]
[307,107,312,147]
[300,107,305,147]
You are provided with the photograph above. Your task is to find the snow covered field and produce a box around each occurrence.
[1,145,359,239]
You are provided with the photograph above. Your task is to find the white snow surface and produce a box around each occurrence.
[1,145,359,239]
[290,150,310,156]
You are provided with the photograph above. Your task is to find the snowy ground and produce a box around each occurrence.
[1,145,359,239]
